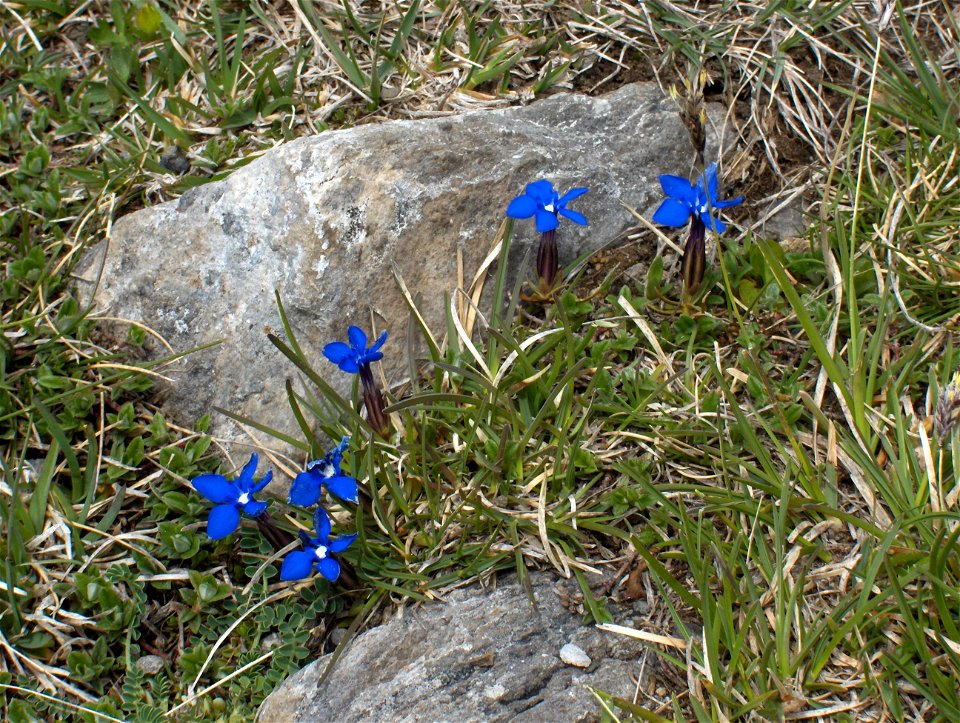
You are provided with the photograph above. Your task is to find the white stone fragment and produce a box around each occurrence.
[484,683,506,699]
[559,643,591,668]
[136,655,164,675]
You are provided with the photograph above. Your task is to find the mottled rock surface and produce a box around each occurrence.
[258,574,646,722]
[78,83,716,452]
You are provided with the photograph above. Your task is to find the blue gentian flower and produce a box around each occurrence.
[288,436,358,506]
[652,162,744,234]
[324,326,391,436]
[323,326,387,374]
[191,454,271,539]
[280,507,358,582]
[506,179,589,233]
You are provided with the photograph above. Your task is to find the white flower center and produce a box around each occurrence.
[237,492,250,505]
[321,463,334,478]
[699,203,708,214]
[544,202,555,213]
[313,545,329,560]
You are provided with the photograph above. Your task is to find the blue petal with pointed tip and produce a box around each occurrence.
[534,209,559,233]
[703,163,719,200]
[525,179,556,203]
[659,174,695,202]
[324,340,360,373]
[359,348,383,365]
[652,198,692,227]
[289,471,322,507]
[280,551,315,581]
[323,341,352,364]
[712,196,744,210]
[558,208,588,226]
[370,331,388,353]
[242,499,268,518]
[506,195,537,219]
[701,214,727,234]
[207,504,241,539]
[330,533,358,553]
[326,475,359,504]
[558,187,589,205]
[347,326,367,350]
[313,507,332,539]
[251,469,273,494]
[192,474,237,504]
[237,454,259,490]
[318,557,341,581]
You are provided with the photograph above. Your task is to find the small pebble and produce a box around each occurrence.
[261,633,282,652]
[136,655,164,675]
[559,643,591,668]
[159,146,191,175]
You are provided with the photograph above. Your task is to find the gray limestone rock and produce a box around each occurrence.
[77,83,707,454]
[257,574,646,722]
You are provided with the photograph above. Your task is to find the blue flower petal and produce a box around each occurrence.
[207,504,241,539]
[323,341,352,363]
[289,470,323,507]
[330,533,358,553]
[280,550,315,581]
[236,453,259,490]
[659,175,695,203]
[370,331,388,354]
[652,198,693,227]
[712,195,744,210]
[558,187,589,205]
[242,499,268,517]
[358,347,384,366]
[347,326,368,353]
[326,475,358,504]
[314,507,332,540]
[506,195,537,219]
[251,469,273,494]
[192,474,238,504]
[701,212,727,234]
[338,357,360,374]
[318,556,341,581]
[558,208,588,226]
[703,163,719,201]
[525,179,556,204]
[534,209,559,233]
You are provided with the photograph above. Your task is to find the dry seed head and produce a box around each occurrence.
[875,0,895,31]
[934,371,960,440]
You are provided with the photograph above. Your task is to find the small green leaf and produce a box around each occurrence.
[645,255,664,297]
[134,3,163,36]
